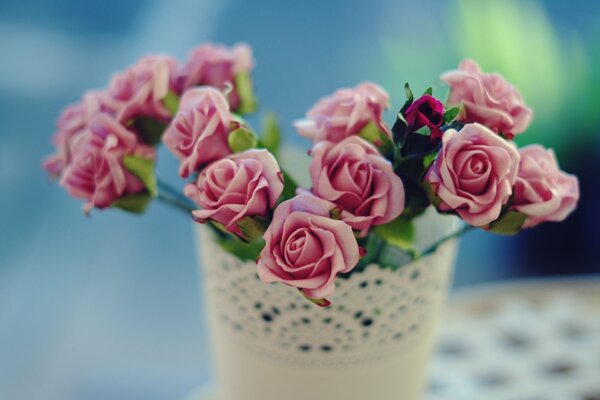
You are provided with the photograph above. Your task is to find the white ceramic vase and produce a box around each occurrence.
[195,209,459,400]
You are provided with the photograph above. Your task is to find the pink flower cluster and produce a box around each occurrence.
[163,87,233,178]
[425,60,578,228]
[175,43,254,111]
[512,146,579,228]
[185,149,284,237]
[44,47,580,305]
[425,123,519,226]
[441,59,533,138]
[177,82,405,302]
[254,83,406,301]
[258,194,360,299]
[43,43,255,211]
[294,83,390,142]
[60,115,156,212]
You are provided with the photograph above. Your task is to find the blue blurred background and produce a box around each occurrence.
[1,0,598,399]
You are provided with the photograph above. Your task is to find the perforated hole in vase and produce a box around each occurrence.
[199,227,457,365]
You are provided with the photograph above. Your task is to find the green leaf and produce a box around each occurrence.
[391,112,409,147]
[414,126,431,136]
[377,242,415,270]
[394,154,425,180]
[423,87,433,96]
[401,184,431,219]
[378,132,395,156]
[210,220,234,237]
[111,193,152,213]
[123,155,157,197]
[228,127,257,153]
[443,106,462,124]
[261,113,281,156]
[279,169,299,203]
[216,237,264,261]
[237,215,270,242]
[374,218,416,255]
[131,117,166,146]
[162,90,180,116]
[357,121,393,156]
[400,83,415,113]
[234,71,257,114]
[348,233,384,274]
[423,181,442,208]
[423,151,438,170]
[358,120,380,143]
[488,210,527,235]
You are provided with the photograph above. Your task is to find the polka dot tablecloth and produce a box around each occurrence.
[187,277,600,400]
[429,278,600,400]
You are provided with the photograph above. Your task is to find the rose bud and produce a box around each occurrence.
[425,123,520,227]
[512,145,579,228]
[163,87,233,178]
[175,43,255,113]
[106,55,177,123]
[43,91,105,177]
[60,114,156,211]
[184,149,283,237]
[309,136,405,236]
[294,82,391,143]
[441,59,533,138]
[404,94,445,139]
[257,194,360,300]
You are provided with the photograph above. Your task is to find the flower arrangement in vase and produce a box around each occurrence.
[43,43,580,400]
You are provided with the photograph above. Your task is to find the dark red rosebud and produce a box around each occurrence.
[404,95,445,140]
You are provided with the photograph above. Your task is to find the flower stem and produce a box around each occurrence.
[417,224,475,259]
[156,178,196,215]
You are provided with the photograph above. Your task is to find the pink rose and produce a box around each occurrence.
[309,136,405,235]
[441,59,533,138]
[512,145,579,228]
[294,82,390,142]
[257,194,360,300]
[43,91,105,177]
[162,87,233,178]
[106,55,177,123]
[175,43,254,111]
[184,149,284,237]
[425,123,520,226]
[60,114,156,211]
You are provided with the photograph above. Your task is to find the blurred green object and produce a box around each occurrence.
[452,0,594,150]
[382,0,599,153]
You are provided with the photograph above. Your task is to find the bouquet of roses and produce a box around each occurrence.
[43,43,579,306]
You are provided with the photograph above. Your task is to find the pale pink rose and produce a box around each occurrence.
[162,87,232,178]
[294,82,391,142]
[43,91,106,177]
[60,114,156,211]
[175,43,254,111]
[106,55,177,123]
[425,123,520,226]
[185,149,284,236]
[441,59,533,138]
[309,136,405,235]
[512,145,579,228]
[257,194,360,300]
